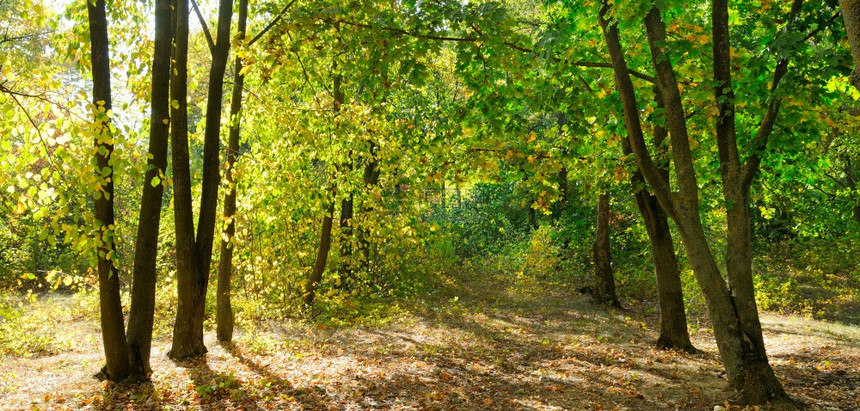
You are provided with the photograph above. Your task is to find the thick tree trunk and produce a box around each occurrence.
[87,0,129,382]
[216,0,249,345]
[305,201,335,306]
[125,0,172,380]
[168,0,205,360]
[171,0,233,359]
[593,193,621,308]
[841,0,860,92]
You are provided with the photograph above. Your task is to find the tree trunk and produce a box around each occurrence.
[358,142,380,273]
[593,193,621,308]
[841,0,860,92]
[554,167,569,219]
[599,2,796,406]
[554,112,569,220]
[622,89,695,352]
[305,200,335,306]
[87,0,129,382]
[845,159,860,225]
[636,191,695,351]
[125,0,172,380]
[171,0,233,359]
[337,195,354,289]
[216,0,249,345]
[168,0,205,360]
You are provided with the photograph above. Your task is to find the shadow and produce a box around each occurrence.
[170,356,260,410]
[285,269,733,409]
[98,380,162,410]
[223,343,329,410]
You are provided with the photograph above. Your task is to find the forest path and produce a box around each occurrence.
[1,267,858,410]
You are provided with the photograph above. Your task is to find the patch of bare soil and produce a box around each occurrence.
[1,269,858,410]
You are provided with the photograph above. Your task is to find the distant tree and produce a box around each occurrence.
[592,192,620,308]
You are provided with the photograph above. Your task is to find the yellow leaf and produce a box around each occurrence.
[162,118,169,125]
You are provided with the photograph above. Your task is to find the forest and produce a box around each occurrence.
[1,0,859,409]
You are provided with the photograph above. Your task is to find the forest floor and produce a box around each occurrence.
[1,266,859,410]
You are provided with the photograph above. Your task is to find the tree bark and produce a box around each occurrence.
[841,0,860,92]
[87,0,129,382]
[216,0,249,345]
[620,90,695,352]
[337,194,354,289]
[305,200,335,306]
[170,0,233,359]
[845,158,860,225]
[635,191,695,351]
[126,0,172,380]
[168,0,204,360]
[593,193,621,308]
[358,141,380,273]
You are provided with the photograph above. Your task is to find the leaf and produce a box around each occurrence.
[151,176,161,187]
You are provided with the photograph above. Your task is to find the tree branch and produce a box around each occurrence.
[322,17,657,83]
[740,0,804,190]
[191,0,215,53]
[248,0,301,46]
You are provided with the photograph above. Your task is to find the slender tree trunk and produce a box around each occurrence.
[635,191,695,351]
[168,0,204,360]
[216,0,249,345]
[622,90,695,352]
[171,0,233,359]
[593,193,621,308]
[841,0,860,92]
[126,0,172,380]
[358,142,380,273]
[554,112,569,220]
[845,159,860,224]
[337,194,354,289]
[305,200,335,306]
[554,167,569,219]
[87,0,129,382]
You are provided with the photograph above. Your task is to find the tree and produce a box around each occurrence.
[592,192,620,308]
[170,0,234,359]
[596,0,816,405]
[168,0,199,359]
[304,68,345,306]
[216,0,249,343]
[125,0,173,380]
[619,93,695,351]
[86,0,129,382]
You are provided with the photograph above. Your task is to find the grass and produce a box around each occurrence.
[0,263,858,410]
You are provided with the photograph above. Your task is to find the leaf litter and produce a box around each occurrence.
[0,268,858,410]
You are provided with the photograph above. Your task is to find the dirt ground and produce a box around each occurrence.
[1,268,858,410]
